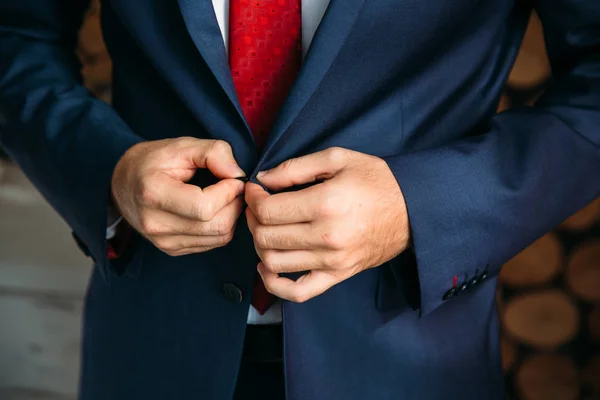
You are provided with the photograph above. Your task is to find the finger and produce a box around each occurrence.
[179,139,246,179]
[152,230,235,253]
[143,197,244,236]
[257,263,338,303]
[258,249,325,273]
[198,179,246,220]
[246,209,323,250]
[198,196,243,235]
[244,182,270,207]
[167,245,226,256]
[256,148,348,191]
[245,182,323,225]
[160,178,244,221]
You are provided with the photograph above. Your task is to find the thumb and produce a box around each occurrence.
[256,148,346,191]
[197,140,246,179]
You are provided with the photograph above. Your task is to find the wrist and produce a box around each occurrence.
[395,192,412,254]
[110,146,131,217]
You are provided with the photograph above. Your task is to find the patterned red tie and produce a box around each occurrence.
[229,0,302,314]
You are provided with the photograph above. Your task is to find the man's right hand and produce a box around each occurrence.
[111,137,247,256]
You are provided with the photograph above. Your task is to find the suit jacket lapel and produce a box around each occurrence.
[178,0,253,141]
[258,0,368,164]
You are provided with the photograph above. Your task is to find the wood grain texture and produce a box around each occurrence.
[559,198,600,232]
[566,240,600,302]
[500,233,562,287]
[516,353,579,400]
[503,289,579,349]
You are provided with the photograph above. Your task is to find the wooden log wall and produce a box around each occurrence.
[498,12,600,400]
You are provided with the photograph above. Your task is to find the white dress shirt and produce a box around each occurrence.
[108,0,331,325]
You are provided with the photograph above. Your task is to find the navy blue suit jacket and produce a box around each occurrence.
[1,0,599,399]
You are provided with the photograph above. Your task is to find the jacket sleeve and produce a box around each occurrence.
[382,0,600,317]
[0,0,144,279]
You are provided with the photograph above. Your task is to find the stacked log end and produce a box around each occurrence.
[78,3,112,103]
[503,289,579,350]
[560,199,600,233]
[516,353,579,400]
[500,233,563,288]
[499,9,600,400]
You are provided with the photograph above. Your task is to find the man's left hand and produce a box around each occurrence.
[245,147,411,303]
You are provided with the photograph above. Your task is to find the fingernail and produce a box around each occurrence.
[237,180,246,193]
[256,170,267,179]
[231,165,246,177]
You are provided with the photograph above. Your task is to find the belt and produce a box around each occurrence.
[242,324,283,363]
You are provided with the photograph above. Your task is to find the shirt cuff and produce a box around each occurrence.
[106,206,123,240]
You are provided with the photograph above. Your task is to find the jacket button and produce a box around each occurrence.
[480,271,488,281]
[222,283,243,303]
[468,276,479,288]
[442,287,457,301]
[458,282,468,292]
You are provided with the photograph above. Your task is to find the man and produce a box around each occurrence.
[0,0,598,398]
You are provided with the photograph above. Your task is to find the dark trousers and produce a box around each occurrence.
[233,324,285,400]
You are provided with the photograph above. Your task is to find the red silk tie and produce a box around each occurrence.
[229,0,302,314]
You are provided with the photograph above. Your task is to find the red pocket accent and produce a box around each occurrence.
[107,221,133,260]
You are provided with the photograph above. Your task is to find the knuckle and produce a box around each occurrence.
[213,216,231,235]
[279,158,296,173]
[162,248,177,256]
[263,279,276,295]
[261,252,279,272]
[290,290,310,303]
[321,230,346,250]
[319,194,339,217]
[198,200,216,221]
[138,179,159,206]
[224,215,237,232]
[323,251,345,269]
[224,229,235,243]
[140,217,161,236]
[157,238,185,254]
[153,237,170,251]
[254,227,269,249]
[255,202,272,224]
[174,136,195,148]
[218,230,235,246]
[326,147,346,165]
[164,249,181,257]
[210,139,232,155]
